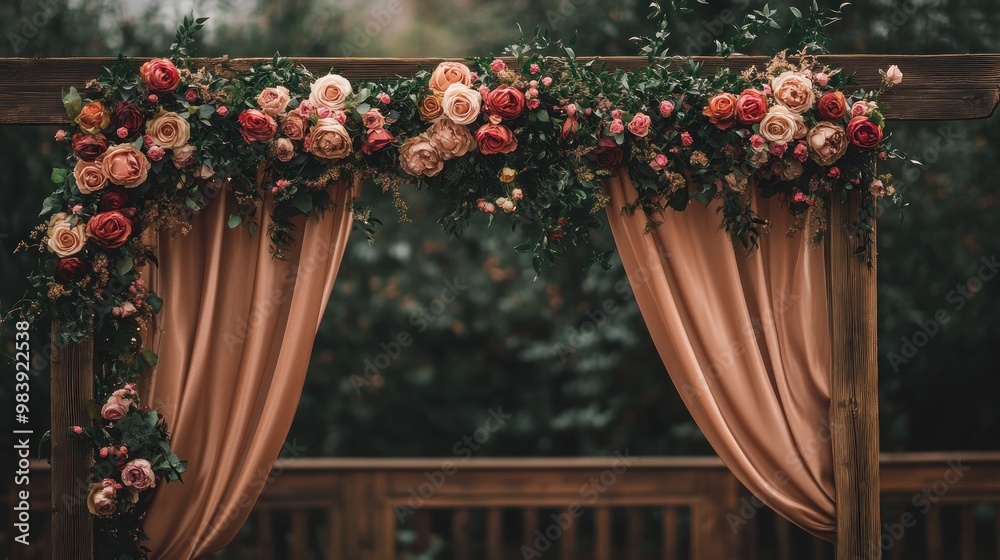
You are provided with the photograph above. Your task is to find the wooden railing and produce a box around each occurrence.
[5,453,1000,559]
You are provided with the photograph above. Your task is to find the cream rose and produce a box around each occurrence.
[309,74,353,111]
[145,109,190,149]
[806,122,849,166]
[771,71,816,114]
[759,106,804,144]
[442,84,482,126]
[427,118,476,160]
[257,86,291,116]
[399,135,444,177]
[100,144,150,188]
[86,483,116,516]
[428,61,473,95]
[46,212,87,257]
[73,159,108,195]
[309,118,353,160]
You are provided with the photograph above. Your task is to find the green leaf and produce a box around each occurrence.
[38,194,62,217]
[141,350,158,366]
[356,102,371,115]
[116,256,135,276]
[535,110,550,122]
[146,293,164,314]
[227,213,242,228]
[51,167,69,184]
[789,6,802,18]
[62,87,83,120]
[198,104,216,119]
[290,195,314,214]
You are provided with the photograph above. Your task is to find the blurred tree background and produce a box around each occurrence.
[1,0,998,460]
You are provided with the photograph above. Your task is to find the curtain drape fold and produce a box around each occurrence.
[141,180,357,559]
[604,171,837,541]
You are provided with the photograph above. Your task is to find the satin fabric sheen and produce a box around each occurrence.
[604,171,836,541]
[141,180,357,559]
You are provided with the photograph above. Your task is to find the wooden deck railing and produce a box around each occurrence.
[5,453,1000,559]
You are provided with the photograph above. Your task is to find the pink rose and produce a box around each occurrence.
[609,119,625,135]
[769,142,788,157]
[750,134,766,152]
[851,102,870,118]
[139,58,180,94]
[121,459,156,490]
[101,395,129,422]
[649,153,669,171]
[611,109,623,120]
[362,109,386,130]
[257,86,291,116]
[793,142,809,162]
[885,65,903,85]
[86,483,117,516]
[542,76,553,86]
[527,98,540,109]
[680,132,694,147]
[659,100,675,118]
[378,92,391,104]
[217,106,228,116]
[815,72,829,87]
[490,59,506,72]
[273,138,296,162]
[309,74,353,111]
[627,112,652,137]
[55,129,67,141]
[530,63,540,74]
[735,90,768,124]
[185,89,199,103]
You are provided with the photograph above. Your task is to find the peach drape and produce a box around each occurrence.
[604,171,837,541]
[141,180,357,559]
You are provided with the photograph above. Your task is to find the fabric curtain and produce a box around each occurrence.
[604,171,836,541]
[140,179,357,559]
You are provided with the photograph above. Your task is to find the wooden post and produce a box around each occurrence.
[828,193,881,560]
[49,328,95,560]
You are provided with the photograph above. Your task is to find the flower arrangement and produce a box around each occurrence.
[13,6,909,557]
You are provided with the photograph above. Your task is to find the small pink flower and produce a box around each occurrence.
[490,59,506,72]
[878,151,887,161]
[815,73,829,87]
[609,119,625,135]
[217,106,228,116]
[850,177,860,185]
[680,132,694,147]
[763,85,772,95]
[649,153,669,171]
[378,92,391,104]
[611,109,623,120]
[793,192,808,203]
[627,112,652,137]
[276,179,290,189]
[529,80,539,88]
[143,134,155,148]
[659,100,674,118]
[185,89,199,103]
[317,106,332,119]
[479,85,491,98]
[527,98,540,110]
[116,127,129,139]
[297,100,315,117]
[147,146,165,161]
[511,188,524,201]
[885,65,903,85]
[793,143,809,163]
[333,110,348,124]
[769,142,788,157]
[565,104,577,117]
[528,88,539,97]
[72,204,83,214]
[828,166,841,178]
[148,94,158,104]
[530,63,540,74]
[72,426,83,434]
[55,129,67,141]
[803,69,813,79]
[470,72,478,82]
[750,134,766,151]
[870,179,886,196]
[542,76,553,87]
[99,447,108,457]
[851,102,869,118]
[271,187,279,195]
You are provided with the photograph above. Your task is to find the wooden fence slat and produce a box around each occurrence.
[452,508,471,560]
[961,505,976,560]
[627,508,644,560]
[257,511,275,559]
[326,507,342,560]
[521,507,538,550]
[560,510,577,560]
[662,507,678,560]
[291,510,311,560]
[2,54,999,124]
[775,515,792,560]
[486,508,502,560]
[414,509,432,551]
[926,505,942,560]
[595,507,612,560]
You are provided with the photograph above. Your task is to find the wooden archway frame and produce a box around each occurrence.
[3,53,999,560]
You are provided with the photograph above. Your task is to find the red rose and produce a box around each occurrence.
[474,123,518,155]
[238,109,278,143]
[71,133,108,162]
[817,91,847,120]
[846,116,883,149]
[485,86,526,120]
[735,89,768,124]
[361,128,395,155]
[86,211,133,249]
[54,257,87,284]
[110,102,144,138]
[591,138,624,170]
[99,190,128,212]
[139,58,181,94]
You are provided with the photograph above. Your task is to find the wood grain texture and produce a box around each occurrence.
[0,54,998,124]
[828,193,881,560]
[48,329,94,560]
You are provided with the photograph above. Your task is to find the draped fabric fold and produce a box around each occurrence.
[140,180,357,559]
[603,171,836,541]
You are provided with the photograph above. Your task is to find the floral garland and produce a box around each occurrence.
[13,9,908,558]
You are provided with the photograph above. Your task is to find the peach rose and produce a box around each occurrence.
[427,118,476,160]
[281,112,309,140]
[702,93,737,130]
[419,95,445,121]
[46,213,86,257]
[121,459,156,490]
[257,86,291,116]
[76,102,110,135]
[309,118,353,160]
[171,144,197,168]
[74,159,108,195]
[429,61,473,95]
[145,109,190,149]
[399,135,444,177]
[100,144,150,188]
[273,137,296,162]
[442,84,482,126]
[627,112,652,137]
[806,122,849,166]
[309,74,353,111]
[771,71,816,114]
[86,483,117,516]
[759,105,804,144]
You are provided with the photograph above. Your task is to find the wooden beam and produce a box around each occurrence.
[0,54,998,124]
[48,329,94,560]
[828,192,881,560]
